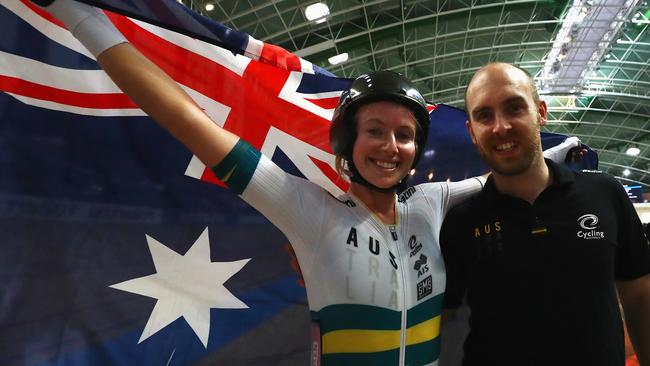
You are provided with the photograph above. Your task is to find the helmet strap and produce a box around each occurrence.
[347,160,408,193]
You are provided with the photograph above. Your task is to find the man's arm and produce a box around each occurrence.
[618,273,650,366]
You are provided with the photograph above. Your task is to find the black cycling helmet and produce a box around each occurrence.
[330,70,430,191]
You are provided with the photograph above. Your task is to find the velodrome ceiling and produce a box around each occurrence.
[187,0,650,187]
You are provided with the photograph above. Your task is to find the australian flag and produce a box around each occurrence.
[0,1,597,365]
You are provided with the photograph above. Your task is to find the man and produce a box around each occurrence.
[440,62,650,366]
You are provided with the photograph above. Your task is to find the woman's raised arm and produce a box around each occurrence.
[96,43,238,167]
[39,0,239,167]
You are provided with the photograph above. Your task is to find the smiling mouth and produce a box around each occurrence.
[495,141,517,152]
[370,158,398,169]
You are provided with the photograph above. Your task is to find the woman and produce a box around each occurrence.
[34,1,577,365]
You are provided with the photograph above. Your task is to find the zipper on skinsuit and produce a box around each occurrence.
[387,223,408,366]
[397,234,408,366]
[389,225,398,241]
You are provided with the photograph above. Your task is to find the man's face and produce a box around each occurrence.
[465,64,547,176]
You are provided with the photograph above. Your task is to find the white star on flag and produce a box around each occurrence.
[109,227,250,347]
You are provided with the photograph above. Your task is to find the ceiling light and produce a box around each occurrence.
[305,3,329,22]
[427,172,434,181]
[328,52,348,65]
[409,169,416,176]
[539,0,635,94]
[623,169,631,176]
[626,147,641,156]
[205,3,214,11]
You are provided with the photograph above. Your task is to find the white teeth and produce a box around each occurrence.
[375,160,397,169]
[496,142,515,151]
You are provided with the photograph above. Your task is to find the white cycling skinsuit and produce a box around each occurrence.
[213,139,485,366]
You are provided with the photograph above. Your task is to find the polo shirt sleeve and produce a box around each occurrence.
[611,176,650,281]
[440,206,469,309]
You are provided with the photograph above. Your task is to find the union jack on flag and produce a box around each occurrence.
[2,0,354,195]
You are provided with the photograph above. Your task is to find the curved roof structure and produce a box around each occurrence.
[191,0,650,186]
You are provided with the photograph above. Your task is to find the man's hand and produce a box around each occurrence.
[565,145,588,163]
[542,136,582,163]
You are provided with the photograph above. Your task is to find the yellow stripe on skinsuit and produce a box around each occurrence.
[406,315,440,346]
[322,315,440,354]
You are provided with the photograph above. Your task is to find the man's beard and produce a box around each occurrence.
[477,135,542,176]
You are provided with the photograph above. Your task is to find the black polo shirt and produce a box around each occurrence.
[441,159,650,366]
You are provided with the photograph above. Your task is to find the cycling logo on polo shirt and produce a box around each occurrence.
[577,214,605,240]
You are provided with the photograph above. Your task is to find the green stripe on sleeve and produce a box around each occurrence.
[211,139,261,195]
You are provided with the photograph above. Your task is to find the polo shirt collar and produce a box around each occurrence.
[481,158,575,205]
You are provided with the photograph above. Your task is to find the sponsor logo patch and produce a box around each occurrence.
[414,253,429,277]
[577,214,604,240]
[417,275,432,300]
[408,235,423,257]
[398,187,416,203]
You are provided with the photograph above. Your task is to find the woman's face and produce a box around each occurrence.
[352,101,417,189]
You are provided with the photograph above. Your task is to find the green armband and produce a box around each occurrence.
[211,139,261,195]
